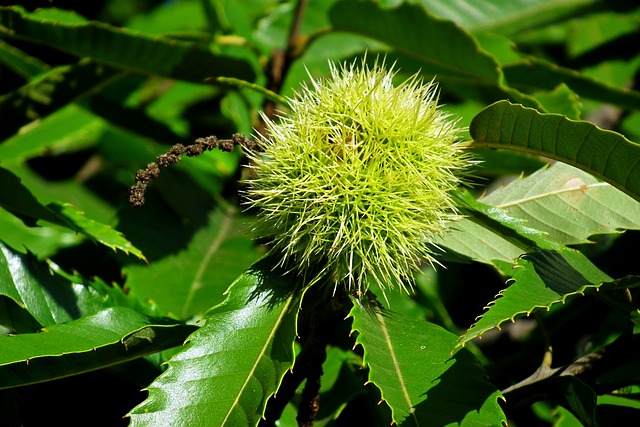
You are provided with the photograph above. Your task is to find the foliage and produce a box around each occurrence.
[1,0,640,426]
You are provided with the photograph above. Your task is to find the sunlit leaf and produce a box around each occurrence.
[0,306,194,390]
[128,261,304,427]
[350,298,505,426]
[481,162,640,245]
[458,248,613,346]
[470,100,640,204]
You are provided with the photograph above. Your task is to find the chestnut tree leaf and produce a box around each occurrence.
[350,299,505,426]
[128,262,304,427]
[471,101,640,204]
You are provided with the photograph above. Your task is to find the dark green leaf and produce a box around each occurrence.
[329,1,501,87]
[0,306,194,389]
[503,56,640,110]
[350,298,505,426]
[458,249,613,346]
[470,100,640,204]
[124,206,260,319]
[0,6,256,83]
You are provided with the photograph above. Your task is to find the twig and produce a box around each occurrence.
[258,0,308,135]
[128,133,256,207]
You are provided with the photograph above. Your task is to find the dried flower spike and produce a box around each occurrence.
[246,58,473,294]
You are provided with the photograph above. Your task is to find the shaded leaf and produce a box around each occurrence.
[418,0,601,36]
[458,249,612,346]
[481,162,640,245]
[329,1,501,87]
[124,205,260,318]
[47,202,145,261]
[470,100,640,204]
[550,377,598,427]
[0,241,134,331]
[0,6,256,83]
[0,306,194,390]
[503,56,640,110]
[0,38,48,79]
[128,261,304,427]
[350,298,505,426]
[0,166,144,260]
[0,60,124,139]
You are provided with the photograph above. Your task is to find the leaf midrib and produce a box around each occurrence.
[220,289,295,426]
[375,310,419,426]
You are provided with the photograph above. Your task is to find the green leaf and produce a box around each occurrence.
[0,306,194,389]
[0,166,144,259]
[47,202,145,261]
[350,298,505,426]
[503,56,640,110]
[434,191,561,269]
[128,261,304,427]
[0,60,124,139]
[418,0,601,36]
[329,1,501,87]
[458,248,613,346]
[550,377,597,427]
[480,162,640,245]
[0,39,48,79]
[123,206,260,318]
[0,241,118,331]
[470,100,640,204]
[0,6,256,83]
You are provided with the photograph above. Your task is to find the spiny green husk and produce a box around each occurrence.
[246,58,472,294]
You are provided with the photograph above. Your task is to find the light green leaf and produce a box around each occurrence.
[329,1,501,87]
[417,0,600,36]
[434,191,561,269]
[481,162,640,245]
[0,166,144,260]
[350,299,505,426]
[458,248,613,346]
[124,206,260,319]
[128,262,304,427]
[0,6,255,83]
[0,39,48,79]
[470,100,640,204]
[0,306,194,390]
[47,202,145,261]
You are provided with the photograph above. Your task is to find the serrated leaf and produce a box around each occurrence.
[459,248,612,346]
[123,206,260,318]
[419,0,601,36]
[350,299,505,426]
[47,202,145,261]
[0,306,194,389]
[0,60,123,139]
[329,0,501,87]
[0,6,255,83]
[128,262,304,427]
[481,162,640,245]
[503,56,640,110]
[434,191,561,269]
[0,166,143,260]
[470,100,640,204]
